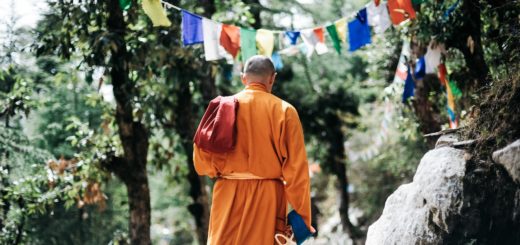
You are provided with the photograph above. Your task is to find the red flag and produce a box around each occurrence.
[387,0,416,25]
[313,27,325,43]
[220,24,241,58]
[375,0,381,6]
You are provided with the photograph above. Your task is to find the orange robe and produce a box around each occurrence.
[194,83,312,245]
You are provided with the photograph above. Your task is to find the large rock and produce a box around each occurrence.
[366,147,466,245]
[492,139,520,183]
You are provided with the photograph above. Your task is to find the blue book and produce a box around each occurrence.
[287,210,313,245]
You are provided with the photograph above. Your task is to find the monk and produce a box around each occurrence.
[193,55,314,244]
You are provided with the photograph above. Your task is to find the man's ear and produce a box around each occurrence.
[270,73,277,85]
[240,73,247,86]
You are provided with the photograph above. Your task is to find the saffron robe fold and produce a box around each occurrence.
[194,83,312,245]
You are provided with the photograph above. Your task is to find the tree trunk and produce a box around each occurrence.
[175,74,210,245]
[106,1,151,244]
[446,0,489,87]
[326,115,362,241]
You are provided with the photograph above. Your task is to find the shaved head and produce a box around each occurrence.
[241,55,277,92]
[243,55,275,77]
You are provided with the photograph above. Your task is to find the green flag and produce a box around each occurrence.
[119,0,131,11]
[449,80,462,98]
[240,28,257,62]
[326,24,342,54]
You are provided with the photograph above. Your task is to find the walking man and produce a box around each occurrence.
[194,55,313,244]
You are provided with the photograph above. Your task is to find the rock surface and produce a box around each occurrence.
[435,133,459,148]
[492,139,520,183]
[366,147,466,245]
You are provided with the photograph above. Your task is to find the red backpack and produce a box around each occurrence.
[193,96,238,153]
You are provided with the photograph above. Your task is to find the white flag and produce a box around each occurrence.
[425,41,445,74]
[202,18,227,61]
[367,2,391,34]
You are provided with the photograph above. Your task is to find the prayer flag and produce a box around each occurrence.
[449,80,462,98]
[271,52,284,71]
[119,0,131,11]
[348,8,371,51]
[367,2,391,34]
[285,31,301,45]
[313,27,329,55]
[326,24,342,54]
[415,56,426,80]
[220,24,241,58]
[301,29,319,58]
[240,28,257,62]
[334,18,347,43]
[202,19,226,61]
[402,66,415,103]
[437,63,448,86]
[387,0,416,25]
[375,0,381,6]
[394,40,410,83]
[444,0,460,19]
[182,10,203,45]
[142,0,172,27]
[256,29,275,57]
[425,42,444,74]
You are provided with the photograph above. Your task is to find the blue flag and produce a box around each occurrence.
[348,8,371,51]
[182,10,203,46]
[271,52,284,71]
[402,66,415,103]
[415,56,426,80]
[285,31,301,45]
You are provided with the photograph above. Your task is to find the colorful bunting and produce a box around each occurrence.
[326,24,342,54]
[256,29,275,57]
[142,0,172,27]
[119,0,131,11]
[348,8,371,51]
[285,31,301,45]
[387,0,417,25]
[182,10,203,45]
[334,18,348,43]
[438,63,458,128]
[240,28,257,62]
[367,2,391,34]
[220,24,241,58]
[202,19,226,61]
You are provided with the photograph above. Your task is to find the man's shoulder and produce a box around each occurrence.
[270,94,299,116]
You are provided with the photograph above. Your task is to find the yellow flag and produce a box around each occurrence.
[256,29,274,57]
[334,18,347,43]
[142,0,171,27]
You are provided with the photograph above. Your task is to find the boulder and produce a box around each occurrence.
[366,147,466,245]
[492,139,520,183]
